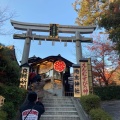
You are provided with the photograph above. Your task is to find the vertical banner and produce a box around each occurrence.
[19,67,29,89]
[88,58,93,94]
[73,64,81,97]
[80,60,89,96]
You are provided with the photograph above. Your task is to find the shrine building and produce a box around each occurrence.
[28,54,74,96]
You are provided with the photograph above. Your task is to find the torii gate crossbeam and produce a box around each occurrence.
[11,20,96,65]
[11,20,96,33]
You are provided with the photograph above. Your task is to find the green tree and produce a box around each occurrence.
[72,0,109,26]
[0,43,20,86]
[99,0,120,54]
[73,0,120,54]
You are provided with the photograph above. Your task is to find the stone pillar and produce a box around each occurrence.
[21,29,32,65]
[75,31,82,64]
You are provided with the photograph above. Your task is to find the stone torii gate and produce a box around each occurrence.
[11,20,96,65]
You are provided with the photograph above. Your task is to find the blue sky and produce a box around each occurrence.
[0,0,96,64]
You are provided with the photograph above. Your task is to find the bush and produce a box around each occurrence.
[93,86,120,100]
[1,102,15,120]
[0,85,27,109]
[89,108,112,120]
[80,94,101,114]
[0,84,27,120]
[0,84,5,94]
[0,110,7,120]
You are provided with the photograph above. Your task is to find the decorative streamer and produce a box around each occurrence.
[38,40,41,45]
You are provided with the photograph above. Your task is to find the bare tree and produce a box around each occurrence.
[0,6,15,35]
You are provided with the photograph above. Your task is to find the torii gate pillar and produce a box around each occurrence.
[21,29,32,65]
[75,31,82,64]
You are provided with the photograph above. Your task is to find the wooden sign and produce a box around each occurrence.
[73,64,81,97]
[80,61,89,96]
[19,67,29,89]
[0,95,5,107]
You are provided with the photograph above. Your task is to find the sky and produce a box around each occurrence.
[0,0,97,65]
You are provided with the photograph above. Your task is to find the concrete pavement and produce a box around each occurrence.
[101,100,120,120]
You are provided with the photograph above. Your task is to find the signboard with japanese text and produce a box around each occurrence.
[88,58,93,94]
[80,61,89,96]
[19,67,29,89]
[73,65,81,97]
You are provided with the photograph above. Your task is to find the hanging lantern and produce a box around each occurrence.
[54,60,66,72]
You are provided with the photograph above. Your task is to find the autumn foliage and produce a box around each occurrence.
[86,34,120,86]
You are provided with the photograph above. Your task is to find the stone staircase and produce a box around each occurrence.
[40,91,89,120]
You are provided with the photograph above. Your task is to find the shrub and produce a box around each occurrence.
[80,94,101,114]
[0,110,7,120]
[1,102,15,120]
[0,84,5,94]
[0,85,27,120]
[93,86,120,100]
[1,85,27,109]
[89,108,112,120]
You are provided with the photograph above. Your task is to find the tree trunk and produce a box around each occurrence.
[105,80,109,86]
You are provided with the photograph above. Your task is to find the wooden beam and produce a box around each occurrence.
[13,34,93,43]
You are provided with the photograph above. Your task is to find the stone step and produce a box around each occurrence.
[45,107,76,111]
[43,111,78,115]
[43,101,73,105]
[44,103,75,107]
[43,97,72,100]
[41,92,81,120]
[40,115,80,120]
[43,99,72,103]
[43,101,72,104]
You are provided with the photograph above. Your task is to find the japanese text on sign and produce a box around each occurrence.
[73,67,81,97]
[19,67,29,89]
[80,62,89,95]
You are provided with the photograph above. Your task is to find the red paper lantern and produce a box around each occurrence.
[54,60,66,72]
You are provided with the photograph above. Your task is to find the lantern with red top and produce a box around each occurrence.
[54,60,66,72]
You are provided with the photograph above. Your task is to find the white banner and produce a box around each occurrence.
[73,67,81,97]
[80,62,89,96]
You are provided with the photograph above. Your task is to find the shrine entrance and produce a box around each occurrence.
[11,20,96,65]
[29,55,73,96]
[11,20,96,96]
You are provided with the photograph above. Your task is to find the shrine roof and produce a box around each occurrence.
[28,55,42,63]
[30,54,74,67]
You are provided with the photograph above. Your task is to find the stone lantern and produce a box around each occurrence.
[0,95,5,107]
